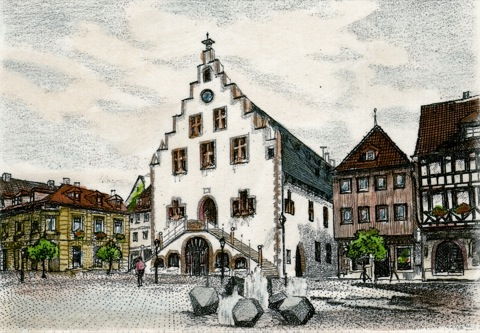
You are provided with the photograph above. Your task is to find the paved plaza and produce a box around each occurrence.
[1,271,479,332]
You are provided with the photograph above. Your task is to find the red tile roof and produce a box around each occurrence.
[1,184,127,213]
[335,125,410,172]
[414,96,479,156]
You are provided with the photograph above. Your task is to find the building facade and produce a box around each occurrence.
[0,177,129,272]
[127,180,153,268]
[413,93,480,280]
[334,125,421,280]
[149,36,336,279]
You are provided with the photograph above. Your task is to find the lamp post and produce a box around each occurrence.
[20,248,26,283]
[279,213,287,287]
[219,236,226,283]
[154,238,160,284]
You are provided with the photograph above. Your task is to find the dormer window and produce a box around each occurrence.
[466,126,480,138]
[96,196,102,205]
[365,150,376,161]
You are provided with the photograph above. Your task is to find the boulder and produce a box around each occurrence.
[224,276,245,296]
[232,298,264,327]
[268,291,287,310]
[189,286,219,316]
[278,296,315,325]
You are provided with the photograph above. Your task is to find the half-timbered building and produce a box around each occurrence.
[413,93,480,280]
[148,35,336,279]
[333,123,421,280]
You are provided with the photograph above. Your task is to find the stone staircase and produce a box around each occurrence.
[207,228,279,277]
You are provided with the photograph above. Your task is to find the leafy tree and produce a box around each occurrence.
[96,240,122,275]
[27,239,58,279]
[347,229,387,283]
[127,183,145,211]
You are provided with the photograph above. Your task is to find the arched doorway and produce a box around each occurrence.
[185,237,210,276]
[435,241,464,274]
[199,197,217,225]
[295,244,304,277]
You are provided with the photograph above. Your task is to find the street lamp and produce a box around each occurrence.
[154,238,160,284]
[279,213,287,287]
[20,248,26,283]
[219,236,226,283]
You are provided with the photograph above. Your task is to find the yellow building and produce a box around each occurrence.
[0,177,129,272]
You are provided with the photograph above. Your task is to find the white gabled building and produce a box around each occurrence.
[149,35,336,279]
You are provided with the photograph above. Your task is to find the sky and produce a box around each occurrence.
[0,0,478,198]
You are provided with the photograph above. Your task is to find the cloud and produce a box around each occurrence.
[1,0,475,195]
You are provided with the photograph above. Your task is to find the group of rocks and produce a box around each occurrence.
[188,277,315,327]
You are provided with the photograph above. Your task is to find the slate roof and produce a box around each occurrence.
[2,184,127,214]
[335,125,410,173]
[252,104,333,201]
[0,177,55,198]
[414,96,479,156]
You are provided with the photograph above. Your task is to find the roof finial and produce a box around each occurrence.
[201,32,215,50]
[374,108,377,126]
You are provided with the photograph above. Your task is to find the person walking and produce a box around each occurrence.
[135,256,145,287]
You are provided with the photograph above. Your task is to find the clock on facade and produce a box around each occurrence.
[200,89,214,103]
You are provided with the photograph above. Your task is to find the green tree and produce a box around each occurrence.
[27,239,58,279]
[347,229,387,283]
[96,240,122,275]
[127,183,145,211]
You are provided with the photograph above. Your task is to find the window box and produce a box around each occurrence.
[74,230,85,239]
[432,205,448,217]
[454,203,471,215]
[94,232,107,240]
[114,233,126,241]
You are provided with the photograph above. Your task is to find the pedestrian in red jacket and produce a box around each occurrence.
[135,257,145,287]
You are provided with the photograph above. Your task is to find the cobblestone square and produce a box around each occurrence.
[1,272,479,332]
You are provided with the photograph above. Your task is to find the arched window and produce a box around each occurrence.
[215,252,229,268]
[203,68,212,83]
[168,253,179,267]
[234,257,247,269]
[323,207,329,228]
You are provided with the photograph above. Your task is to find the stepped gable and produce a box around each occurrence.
[151,44,333,201]
[335,125,410,173]
[414,96,479,156]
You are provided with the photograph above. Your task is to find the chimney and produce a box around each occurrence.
[47,180,55,188]
[324,152,330,162]
[63,177,70,185]
[330,159,336,167]
[463,91,470,99]
[111,189,116,196]
[2,173,11,182]
[319,146,327,158]
[74,182,80,187]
